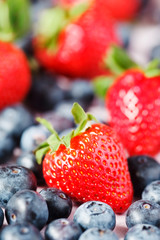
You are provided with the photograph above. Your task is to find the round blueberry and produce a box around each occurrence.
[0,104,34,141]
[45,218,82,240]
[124,224,160,240]
[142,180,160,205]
[0,222,44,240]
[16,152,44,185]
[127,155,160,197]
[126,199,160,228]
[39,187,72,223]
[26,70,65,112]
[69,79,94,109]
[73,201,116,231]
[0,130,16,163]
[20,124,50,152]
[0,166,37,208]
[5,189,49,230]
[79,228,119,240]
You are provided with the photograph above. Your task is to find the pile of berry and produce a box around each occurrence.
[1,0,160,239]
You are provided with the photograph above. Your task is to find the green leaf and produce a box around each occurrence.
[145,58,160,71]
[104,45,138,75]
[145,68,160,78]
[0,1,14,42]
[35,146,50,164]
[71,102,87,124]
[35,6,68,51]
[47,134,63,152]
[7,0,30,39]
[92,75,116,99]
[62,130,74,148]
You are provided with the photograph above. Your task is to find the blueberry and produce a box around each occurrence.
[16,152,44,185]
[69,79,94,109]
[39,187,72,223]
[20,125,50,152]
[0,104,34,141]
[0,129,16,163]
[5,189,49,230]
[73,201,116,231]
[45,218,83,240]
[0,166,37,208]
[54,100,75,122]
[0,222,44,240]
[79,228,119,240]
[142,180,160,205]
[127,155,160,197]
[126,199,160,228]
[124,224,160,240]
[26,70,65,112]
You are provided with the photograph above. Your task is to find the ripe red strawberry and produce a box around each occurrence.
[94,0,141,22]
[0,41,31,110]
[35,103,133,214]
[33,3,121,78]
[106,66,160,157]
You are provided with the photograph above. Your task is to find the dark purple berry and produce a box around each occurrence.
[124,224,160,240]
[126,199,160,228]
[0,222,44,240]
[45,218,82,240]
[127,155,160,197]
[142,180,160,205]
[5,189,49,230]
[79,228,119,240]
[0,166,37,208]
[39,187,72,223]
[73,201,116,231]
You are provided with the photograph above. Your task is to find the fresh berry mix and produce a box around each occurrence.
[73,201,116,231]
[79,228,119,240]
[126,199,160,228]
[39,187,72,223]
[0,166,37,208]
[5,189,49,230]
[0,222,44,240]
[124,224,160,240]
[44,218,83,240]
[142,180,160,205]
[35,103,133,214]
[127,155,160,197]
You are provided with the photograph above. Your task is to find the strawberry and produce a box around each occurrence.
[105,46,160,157]
[94,0,141,22]
[33,2,121,78]
[0,41,31,110]
[35,103,133,214]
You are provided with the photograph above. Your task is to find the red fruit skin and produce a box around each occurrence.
[43,123,133,214]
[0,41,31,109]
[33,4,121,79]
[94,0,140,21]
[106,69,160,157]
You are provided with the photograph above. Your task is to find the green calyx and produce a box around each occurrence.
[0,0,30,42]
[35,102,97,164]
[35,1,89,51]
